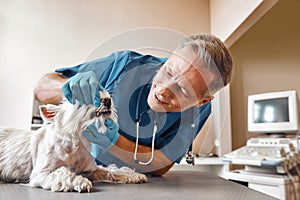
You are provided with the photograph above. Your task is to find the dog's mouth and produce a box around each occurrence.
[95,108,112,118]
[95,97,112,118]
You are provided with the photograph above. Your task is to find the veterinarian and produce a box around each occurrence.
[34,34,233,176]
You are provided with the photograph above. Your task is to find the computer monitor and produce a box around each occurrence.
[248,90,299,134]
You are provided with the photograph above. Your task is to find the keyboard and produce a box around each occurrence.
[222,146,285,166]
[222,138,299,167]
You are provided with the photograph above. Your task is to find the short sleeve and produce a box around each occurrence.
[54,51,130,79]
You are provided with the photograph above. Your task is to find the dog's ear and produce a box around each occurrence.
[39,104,60,124]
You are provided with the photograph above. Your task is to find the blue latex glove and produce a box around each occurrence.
[61,71,104,107]
[83,119,120,151]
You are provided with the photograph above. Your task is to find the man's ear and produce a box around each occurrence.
[196,96,214,107]
[39,104,60,124]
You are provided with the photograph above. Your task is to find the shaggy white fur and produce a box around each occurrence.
[0,91,147,192]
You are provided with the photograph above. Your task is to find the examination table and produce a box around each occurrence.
[0,167,276,200]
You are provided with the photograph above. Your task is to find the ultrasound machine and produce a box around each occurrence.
[223,90,299,173]
[222,90,300,199]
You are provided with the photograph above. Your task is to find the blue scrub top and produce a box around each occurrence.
[56,50,211,166]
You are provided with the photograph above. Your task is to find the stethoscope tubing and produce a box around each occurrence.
[133,76,195,165]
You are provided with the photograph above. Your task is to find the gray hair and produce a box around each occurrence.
[175,34,233,95]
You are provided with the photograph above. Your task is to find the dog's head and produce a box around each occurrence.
[38,90,117,131]
[95,90,117,122]
[93,90,118,134]
[96,90,113,118]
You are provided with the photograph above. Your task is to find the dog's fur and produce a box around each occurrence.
[0,90,147,192]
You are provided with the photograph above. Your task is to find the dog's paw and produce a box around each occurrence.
[73,176,93,193]
[50,175,93,193]
[112,171,148,184]
[38,167,93,193]
[126,172,148,183]
[108,166,148,184]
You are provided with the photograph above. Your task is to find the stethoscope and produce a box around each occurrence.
[133,83,195,165]
[134,109,158,165]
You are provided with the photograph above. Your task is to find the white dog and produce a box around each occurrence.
[0,90,147,192]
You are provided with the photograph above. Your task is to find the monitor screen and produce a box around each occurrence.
[248,90,298,134]
[254,98,289,123]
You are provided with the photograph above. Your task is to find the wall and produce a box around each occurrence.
[210,0,279,47]
[210,0,263,43]
[229,0,300,149]
[0,0,210,129]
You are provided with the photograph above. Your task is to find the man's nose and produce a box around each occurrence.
[156,83,174,99]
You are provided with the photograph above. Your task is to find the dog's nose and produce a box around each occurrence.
[102,97,111,108]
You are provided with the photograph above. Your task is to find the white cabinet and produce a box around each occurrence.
[224,170,299,200]
[30,98,43,130]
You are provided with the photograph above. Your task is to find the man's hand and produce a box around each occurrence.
[61,71,104,107]
[83,119,120,151]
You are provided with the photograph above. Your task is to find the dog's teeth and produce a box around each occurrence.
[100,107,109,113]
[100,106,105,112]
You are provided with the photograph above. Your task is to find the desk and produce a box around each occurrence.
[0,167,275,200]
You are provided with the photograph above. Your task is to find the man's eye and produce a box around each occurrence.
[165,66,172,77]
[181,89,189,97]
[177,85,189,98]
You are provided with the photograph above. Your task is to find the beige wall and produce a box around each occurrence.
[0,0,209,128]
[229,0,300,149]
[210,0,263,42]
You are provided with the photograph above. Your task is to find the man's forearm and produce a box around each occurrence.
[34,72,68,104]
[34,73,175,175]
[108,135,174,176]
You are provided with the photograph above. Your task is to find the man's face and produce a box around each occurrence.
[148,46,215,112]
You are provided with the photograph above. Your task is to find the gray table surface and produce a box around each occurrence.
[0,169,276,200]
